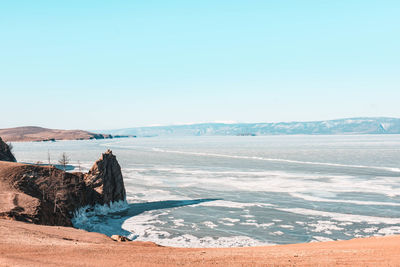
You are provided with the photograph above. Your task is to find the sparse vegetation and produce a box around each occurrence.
[58,152,70,171]
[54,152,70,213]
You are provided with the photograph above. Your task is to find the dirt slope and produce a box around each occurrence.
[0,219,399,267]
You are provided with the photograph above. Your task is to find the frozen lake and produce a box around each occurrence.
[13,135,400,247]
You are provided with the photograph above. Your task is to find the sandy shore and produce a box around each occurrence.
[1,219,399,266]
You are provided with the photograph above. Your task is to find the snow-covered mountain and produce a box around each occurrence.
[101,117,400,137]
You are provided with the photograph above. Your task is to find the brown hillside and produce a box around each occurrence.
[0,126,111,142]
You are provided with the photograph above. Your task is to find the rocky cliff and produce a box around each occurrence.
[0,137,16,162]
[0,150,125,226]
[84,149,126,204]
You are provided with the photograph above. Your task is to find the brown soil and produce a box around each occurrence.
[0,219,399,267]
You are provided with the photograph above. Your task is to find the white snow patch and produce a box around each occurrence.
[278,208,400,224]
[202,221,218,229]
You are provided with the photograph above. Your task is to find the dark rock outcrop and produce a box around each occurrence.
[84,149,126,204]
[0,150,126,226]
[0,137,16,162]
[111,234,131,242]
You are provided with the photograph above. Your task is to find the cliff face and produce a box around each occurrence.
[0,150,126,226]
[0,137,16,162]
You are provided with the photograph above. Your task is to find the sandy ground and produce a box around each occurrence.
[1,219,400,266]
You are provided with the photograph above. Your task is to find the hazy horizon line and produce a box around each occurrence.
[94,116,399,130]
[2,116,399,132]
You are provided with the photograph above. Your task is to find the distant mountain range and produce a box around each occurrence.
[99,117,400,137]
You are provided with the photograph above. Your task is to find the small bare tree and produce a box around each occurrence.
[47,149,52,178]
[58,152,70,172]
[55,152,70,214]
[44,150,52,201]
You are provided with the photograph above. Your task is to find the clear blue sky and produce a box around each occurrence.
[1,0,399,130]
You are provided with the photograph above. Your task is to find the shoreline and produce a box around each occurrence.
[1,219,400,266]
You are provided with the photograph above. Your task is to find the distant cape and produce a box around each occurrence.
[0,126,113,142]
